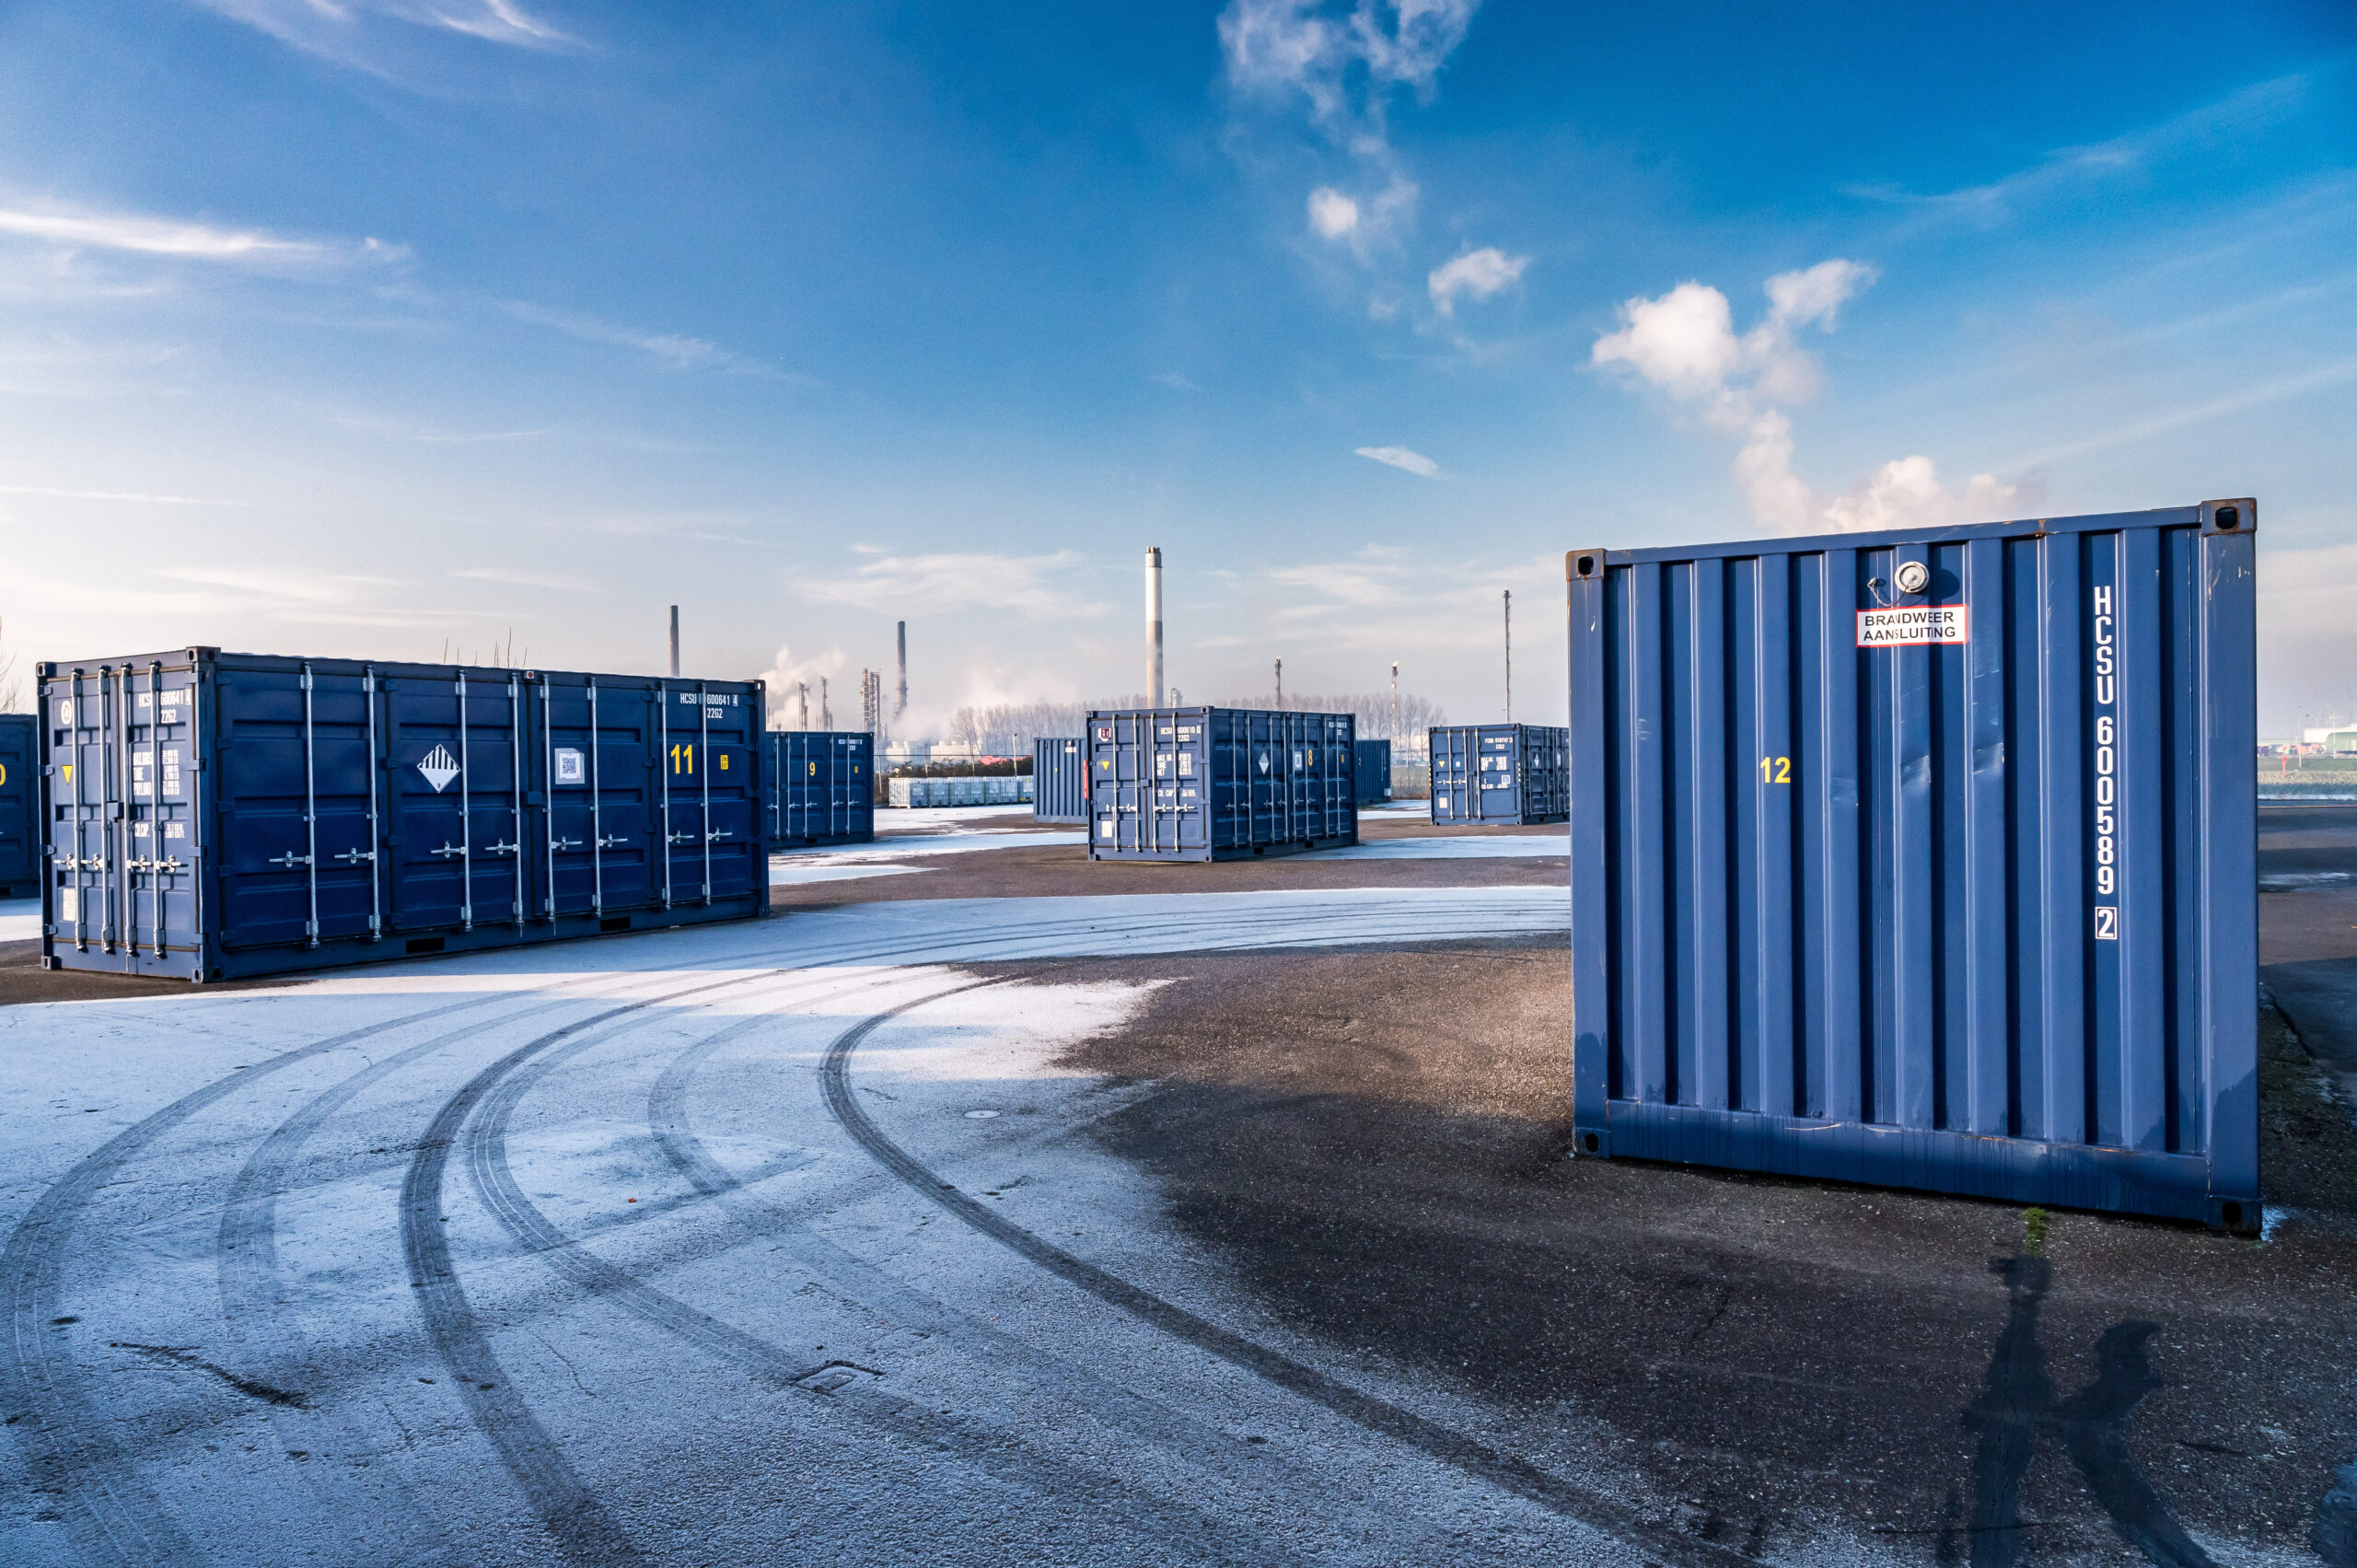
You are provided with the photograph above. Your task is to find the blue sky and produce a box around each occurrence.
[0,0,2351,736]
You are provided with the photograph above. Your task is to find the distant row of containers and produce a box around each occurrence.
[5,670,1463,979]
[1032,726,1567,834]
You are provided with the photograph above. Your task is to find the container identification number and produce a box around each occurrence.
[2091,584,2119,939]
[1757,756,1791,784]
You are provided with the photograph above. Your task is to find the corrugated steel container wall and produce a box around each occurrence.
[0,714,37,895]
[1352,738,1392,807]
[1034,737,1089,822]
[1430,725,1570,825]
[1087,706,1356,861]
[38,649,768,982]
[767,730,874,845]
[1566,502,2259,1230]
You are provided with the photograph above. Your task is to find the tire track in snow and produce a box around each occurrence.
[464,970,1311,1566]
[821,1004,1753,1568]
[1,992,543,1568]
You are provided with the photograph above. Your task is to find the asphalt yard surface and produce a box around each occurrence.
[0,807,2351,1565]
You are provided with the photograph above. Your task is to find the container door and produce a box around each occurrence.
[305,669,385,942]
[381,674,473,932]
[214,667,319,950]
[465,678,528,929]
[48,677,102,953]
[846,736,871,830]
[538,679,648,917]
[1478,729,1518,821]
[679,686,758,901]
[213,664,378,957]
[1430,729,1463,821]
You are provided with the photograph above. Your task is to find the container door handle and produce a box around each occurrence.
[269,852,314,869]
[334,848,377,865]
[667,830,694,845]
[704,829,733,842]
[552,836,583,851]
[487,840,519,857]
[598,834,629,849]
[430,842,467,859]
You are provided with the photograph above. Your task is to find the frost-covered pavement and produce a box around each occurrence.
[0,886,1707,1568]
[0,898,38,943]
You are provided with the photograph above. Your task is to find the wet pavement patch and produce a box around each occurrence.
[972,945,2357,1562]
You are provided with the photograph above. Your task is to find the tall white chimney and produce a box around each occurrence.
[1144,546,1165,705]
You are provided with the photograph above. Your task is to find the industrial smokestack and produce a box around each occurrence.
[668,605,680,678]
[895,621,908,719]
[1503,589,1512,722]
[1144,547,1164,705]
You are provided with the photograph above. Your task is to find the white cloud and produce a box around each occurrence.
[1220,2,1475,277]
[1220,0,1479,119]
[1821,458,2026,534]
[1353,445,1439,477]
[498,300,785,377]
[0,203,403,271]
[799,551,1101,619]
[1308,186,1360,239]
[190,0,571,65]
[1427,247,1527,316]
[1586,260,2034,536]
[1150,370,1200,391]
[1590,261,1875,405]
[0,484,248,505]
[1590,280,1744,398]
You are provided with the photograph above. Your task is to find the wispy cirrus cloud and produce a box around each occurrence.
[330,412,555,444]
[0,484,249,505]
[498,300,792,378]
[1220,1,1501,294]
[189,0,573,66]
[801,550,1101,619]
[1844,74,2312,234]
[0,202,405,271]
[1353,444,1438,477]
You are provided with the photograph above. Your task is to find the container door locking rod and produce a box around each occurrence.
[457,672,472,932]
[364,667,381,938]
[300,663,319,947]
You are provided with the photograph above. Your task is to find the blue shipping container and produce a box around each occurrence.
[768,730,874,845]
[0,714,36,897]
[1566,501,2259,1230]
[1088,707,1357,861]
[38,649,768,981]
[1034,737,1088,823]
[1430,725,1568,825]
[1353,738,1392,807]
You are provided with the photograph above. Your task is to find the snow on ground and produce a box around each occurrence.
[875,803,1042,832]
[777,830,1086,864]
[1327,835,1566,860]
[0,881,1604,1567]
[0,898,37,942]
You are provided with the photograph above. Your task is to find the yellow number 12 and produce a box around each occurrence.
[1759,756,1792,784]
